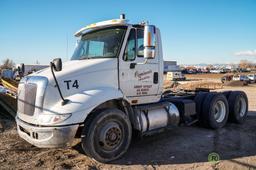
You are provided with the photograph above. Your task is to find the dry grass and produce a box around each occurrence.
[185,72,256,80]
[177,81,223,90]
[185,73,225,80]
[216,84,256,111]
[164,73,224,91]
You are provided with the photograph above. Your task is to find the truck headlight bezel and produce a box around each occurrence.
[38,113,72,125]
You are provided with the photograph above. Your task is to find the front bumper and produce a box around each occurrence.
[16,117,79,148]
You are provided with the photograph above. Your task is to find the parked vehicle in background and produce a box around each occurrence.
[1,69,14,79]
[0,84,16,97]
[166,71,186,81]
[238,68,250,73]
[210,69,228,74]
[233,75,250,83]
[210,69,222,74]
[0,85,7,94]
[221,75,233,83]
[247,74,256,83]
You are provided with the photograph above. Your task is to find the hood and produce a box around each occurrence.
[26,57,118,114]
[32,58,117,86]
[18,58,120,124]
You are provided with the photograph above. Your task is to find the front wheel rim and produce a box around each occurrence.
[97,121,123,152]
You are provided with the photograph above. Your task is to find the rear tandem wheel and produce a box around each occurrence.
[227,91,248,124]
[201,93,229,129]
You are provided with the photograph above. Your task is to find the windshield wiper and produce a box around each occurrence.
[79,56,92,60]
[79,55,115,60]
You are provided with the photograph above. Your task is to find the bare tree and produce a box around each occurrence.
[0,58,15,70]
[239,60,256,69]
[206,64,214,70]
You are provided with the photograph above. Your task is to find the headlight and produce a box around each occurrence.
[38,113,71,125]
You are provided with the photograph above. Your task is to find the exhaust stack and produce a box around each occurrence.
[120,14,125,20]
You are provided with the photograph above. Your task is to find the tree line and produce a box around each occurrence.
[0,59,15,70]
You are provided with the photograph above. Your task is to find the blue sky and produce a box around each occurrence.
[0,0,256,65]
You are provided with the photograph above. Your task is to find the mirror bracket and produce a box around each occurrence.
[130,59,148,69]
[50,58,69,105]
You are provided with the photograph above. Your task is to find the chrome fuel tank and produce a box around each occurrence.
[135,102,180,132]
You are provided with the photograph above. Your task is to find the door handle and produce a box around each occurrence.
[130,63,137,69]
[153,72,158,84]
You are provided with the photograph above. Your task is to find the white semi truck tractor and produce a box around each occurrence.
[16,14,248,162]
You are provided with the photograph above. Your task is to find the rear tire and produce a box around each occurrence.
[227,91,248,124]
[202,93,229,129]
[194,92,208,121]
[222,91,232,99]
[81,108,132,162]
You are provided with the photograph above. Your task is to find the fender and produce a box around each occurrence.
[43,87,124,125]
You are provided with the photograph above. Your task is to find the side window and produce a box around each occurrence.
[124,29,136,61]
[137,29,144,57]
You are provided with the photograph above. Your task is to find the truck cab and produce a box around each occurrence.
[16,15,248,162]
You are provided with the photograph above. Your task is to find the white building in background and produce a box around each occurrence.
[24,64,49,75]
[21,64,49,75]
[164,61,181,72]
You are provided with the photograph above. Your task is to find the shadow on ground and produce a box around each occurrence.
[73,111,256,168]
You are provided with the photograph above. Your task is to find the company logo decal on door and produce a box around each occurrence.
[135,70,152,81]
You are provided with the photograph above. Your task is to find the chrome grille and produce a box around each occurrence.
[18,83,37,116]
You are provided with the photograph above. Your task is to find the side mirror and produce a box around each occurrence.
[51,58,62,72]
[144,25,156,59]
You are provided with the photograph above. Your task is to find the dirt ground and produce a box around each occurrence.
[0,85,256,169]
[185,73,256,81]
[185,73,225,80]
[217,85,256,112]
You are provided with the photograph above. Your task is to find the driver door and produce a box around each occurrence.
[119,28,160,104]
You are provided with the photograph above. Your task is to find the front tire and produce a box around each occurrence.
[81,108,132,162]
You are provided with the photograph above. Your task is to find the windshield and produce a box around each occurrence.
[71,26,127,60]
